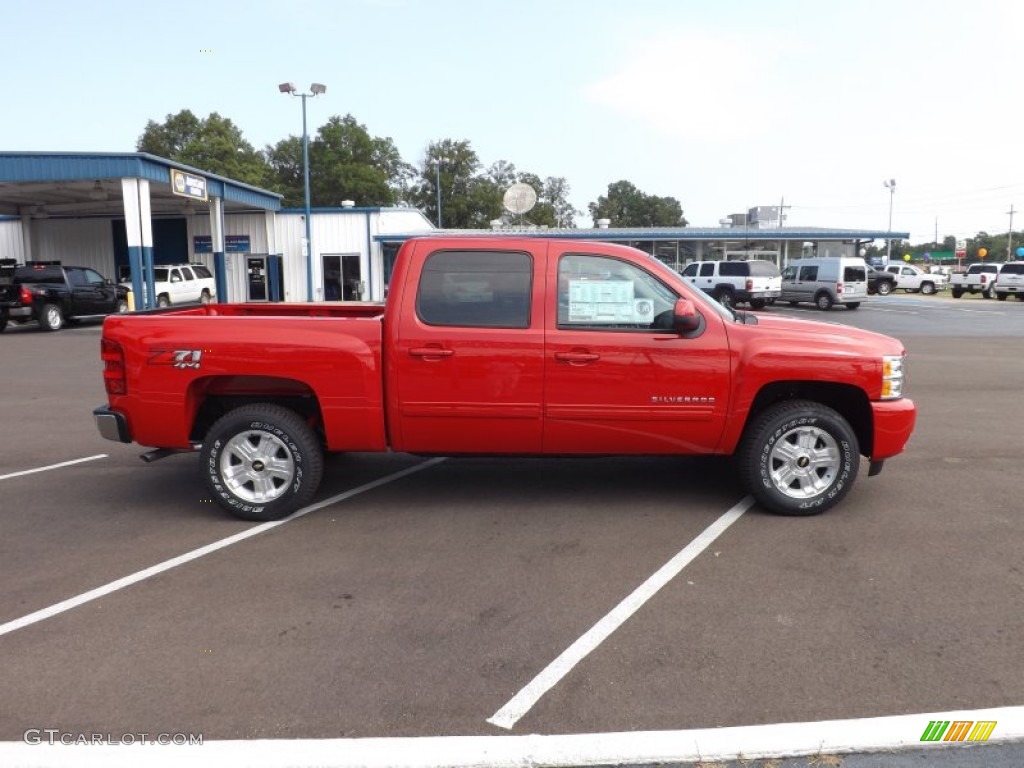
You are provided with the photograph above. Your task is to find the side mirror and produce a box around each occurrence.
[105,278,114,286]
[673,298,701,332]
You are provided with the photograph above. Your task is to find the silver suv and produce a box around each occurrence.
[994,262,1024,301]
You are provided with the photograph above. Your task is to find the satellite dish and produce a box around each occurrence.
[503,183,537,216]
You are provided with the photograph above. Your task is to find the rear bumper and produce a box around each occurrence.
[94,405,131,443]
[871,398,916,460]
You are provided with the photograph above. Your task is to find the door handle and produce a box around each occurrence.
[409,346,454,358]
[555,351,600,364]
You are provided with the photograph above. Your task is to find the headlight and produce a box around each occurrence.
[881,354,905,399]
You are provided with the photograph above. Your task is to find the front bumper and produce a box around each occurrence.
[870,398,916,460]
[94,405,131,443]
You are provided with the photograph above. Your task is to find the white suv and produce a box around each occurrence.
[122,263,217,307]
[680,259,782,309]
[994,262,1024,301]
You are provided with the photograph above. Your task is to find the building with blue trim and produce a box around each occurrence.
[1,152,909,305]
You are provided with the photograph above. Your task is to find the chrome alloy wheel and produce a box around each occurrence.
[768,424,841,500]
[219,429,296,503]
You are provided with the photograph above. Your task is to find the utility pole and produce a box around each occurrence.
[884,179,896,265]
[934,216,938,248]
[778,196,792,228]
[1008,204,1016,260]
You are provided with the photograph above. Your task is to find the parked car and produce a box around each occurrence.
[865,265,897,296]
[0,261,128,332]
[993,262,1024,301]
[120,263,216,307]
[950,263,1003,299]
[883,263,947,294]
[94,236,916,521]
[779,257,868,310]
[679,259,782,309]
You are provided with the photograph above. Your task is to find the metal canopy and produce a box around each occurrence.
[0,152,282,219]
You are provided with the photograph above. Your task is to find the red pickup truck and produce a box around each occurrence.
[94,237,916,521]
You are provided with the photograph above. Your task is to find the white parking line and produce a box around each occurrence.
[0,458,446,638]
[487,495,754,730]
[0,454,108,481]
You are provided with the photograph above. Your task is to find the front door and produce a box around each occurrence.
[391,243,545,454]
[543,247,731,454]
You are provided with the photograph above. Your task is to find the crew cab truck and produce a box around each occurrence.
[0,262,128,332]
[94,237,916,521]
[883,263,947,294]
[679,259,782,309]
[950,263,1002,298]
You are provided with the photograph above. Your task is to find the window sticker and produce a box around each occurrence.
[568,279,649,323]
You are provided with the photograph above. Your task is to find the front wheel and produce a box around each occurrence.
[920,282,936,295]
[41,303,64,331]
[996,292,1008,301]
[714,289,734,309]
[201,404,324,521]
[845,302,861,310]
[117,299,129,313]
[738,400,860,516]
[876,281,893,296]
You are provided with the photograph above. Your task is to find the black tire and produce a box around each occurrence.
[117,299,129,313]
[788,301,799,307]
[749,299,767,309]
[199,289,212,305]
[876,281,893,296]
[0,315,6,333]
[920,282,936,295]
[815,291,834,311]
[984,286,996,299]
[951,288,963,298]
[738,400,860,516]
[845,302,861,310]
[157,294,171,308]
[201,404,324,521]
[765,298,776,305]
[996,292,1008,301]
[41,303,64,331]
[713,288,734,309]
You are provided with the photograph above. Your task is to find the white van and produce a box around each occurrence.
[780,257,868,310]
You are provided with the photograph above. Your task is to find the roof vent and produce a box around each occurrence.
[341,200,355,208]
[597,218,611,229]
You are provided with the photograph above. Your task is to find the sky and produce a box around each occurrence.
[3,0,1022,245]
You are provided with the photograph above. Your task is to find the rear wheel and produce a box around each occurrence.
[815,291,834,311]
[749,299,767,309]
[0,315,7,333]
[157,294,171,308]
[201,404,324,521]
[713,288,735,309]
[845,302,861,310]
[984,285,996,299]
[117,299,129,313]
[41,303,64,331]
[951,288,963,298]
[997,292,1008,301]
[738,400,860,516]
[199,289,212,305]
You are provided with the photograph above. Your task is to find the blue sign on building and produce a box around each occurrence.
[193,235,251,254]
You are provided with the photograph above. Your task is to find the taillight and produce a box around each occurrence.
[745,278,753,291]
[837,282,844,294]
[19,286,32,304]
[981,274,987,284]
[101,338,127,395]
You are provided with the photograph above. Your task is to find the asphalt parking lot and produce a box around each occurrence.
[1,292,1022,765]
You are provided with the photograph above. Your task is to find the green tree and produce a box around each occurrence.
[137,110,269,187]
[265,115,413,208]
[412,139,487,228]
[588,181,687,227]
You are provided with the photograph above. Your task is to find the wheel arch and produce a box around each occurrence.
[187,375,324,445]
[743,381,874,456]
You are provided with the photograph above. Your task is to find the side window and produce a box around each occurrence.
[182,267,195,281]
[67,268,88,287]
[902,267,914,276]
[718,262,744,277]
[192,265,212,279]
[416,250,532,328]
[170,269,182,283]
[799,265,819,281]
[681,263,698,277]
[84,269,105,285]
[781,265,797,280]
[557,253,678,331]
[699,263,715,277]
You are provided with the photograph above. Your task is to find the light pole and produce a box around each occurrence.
[279,81,326,301]
[884,178,896,265]
[434,156,446,229]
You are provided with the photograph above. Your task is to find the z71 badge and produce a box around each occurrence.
[148,349,203,369]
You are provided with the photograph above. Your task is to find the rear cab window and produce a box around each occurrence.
[416,250,532,328]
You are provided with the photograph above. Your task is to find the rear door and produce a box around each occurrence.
[391,244,545,454]
[543,246,730,454]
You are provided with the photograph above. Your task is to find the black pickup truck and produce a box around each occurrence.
[0,261,128,332]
